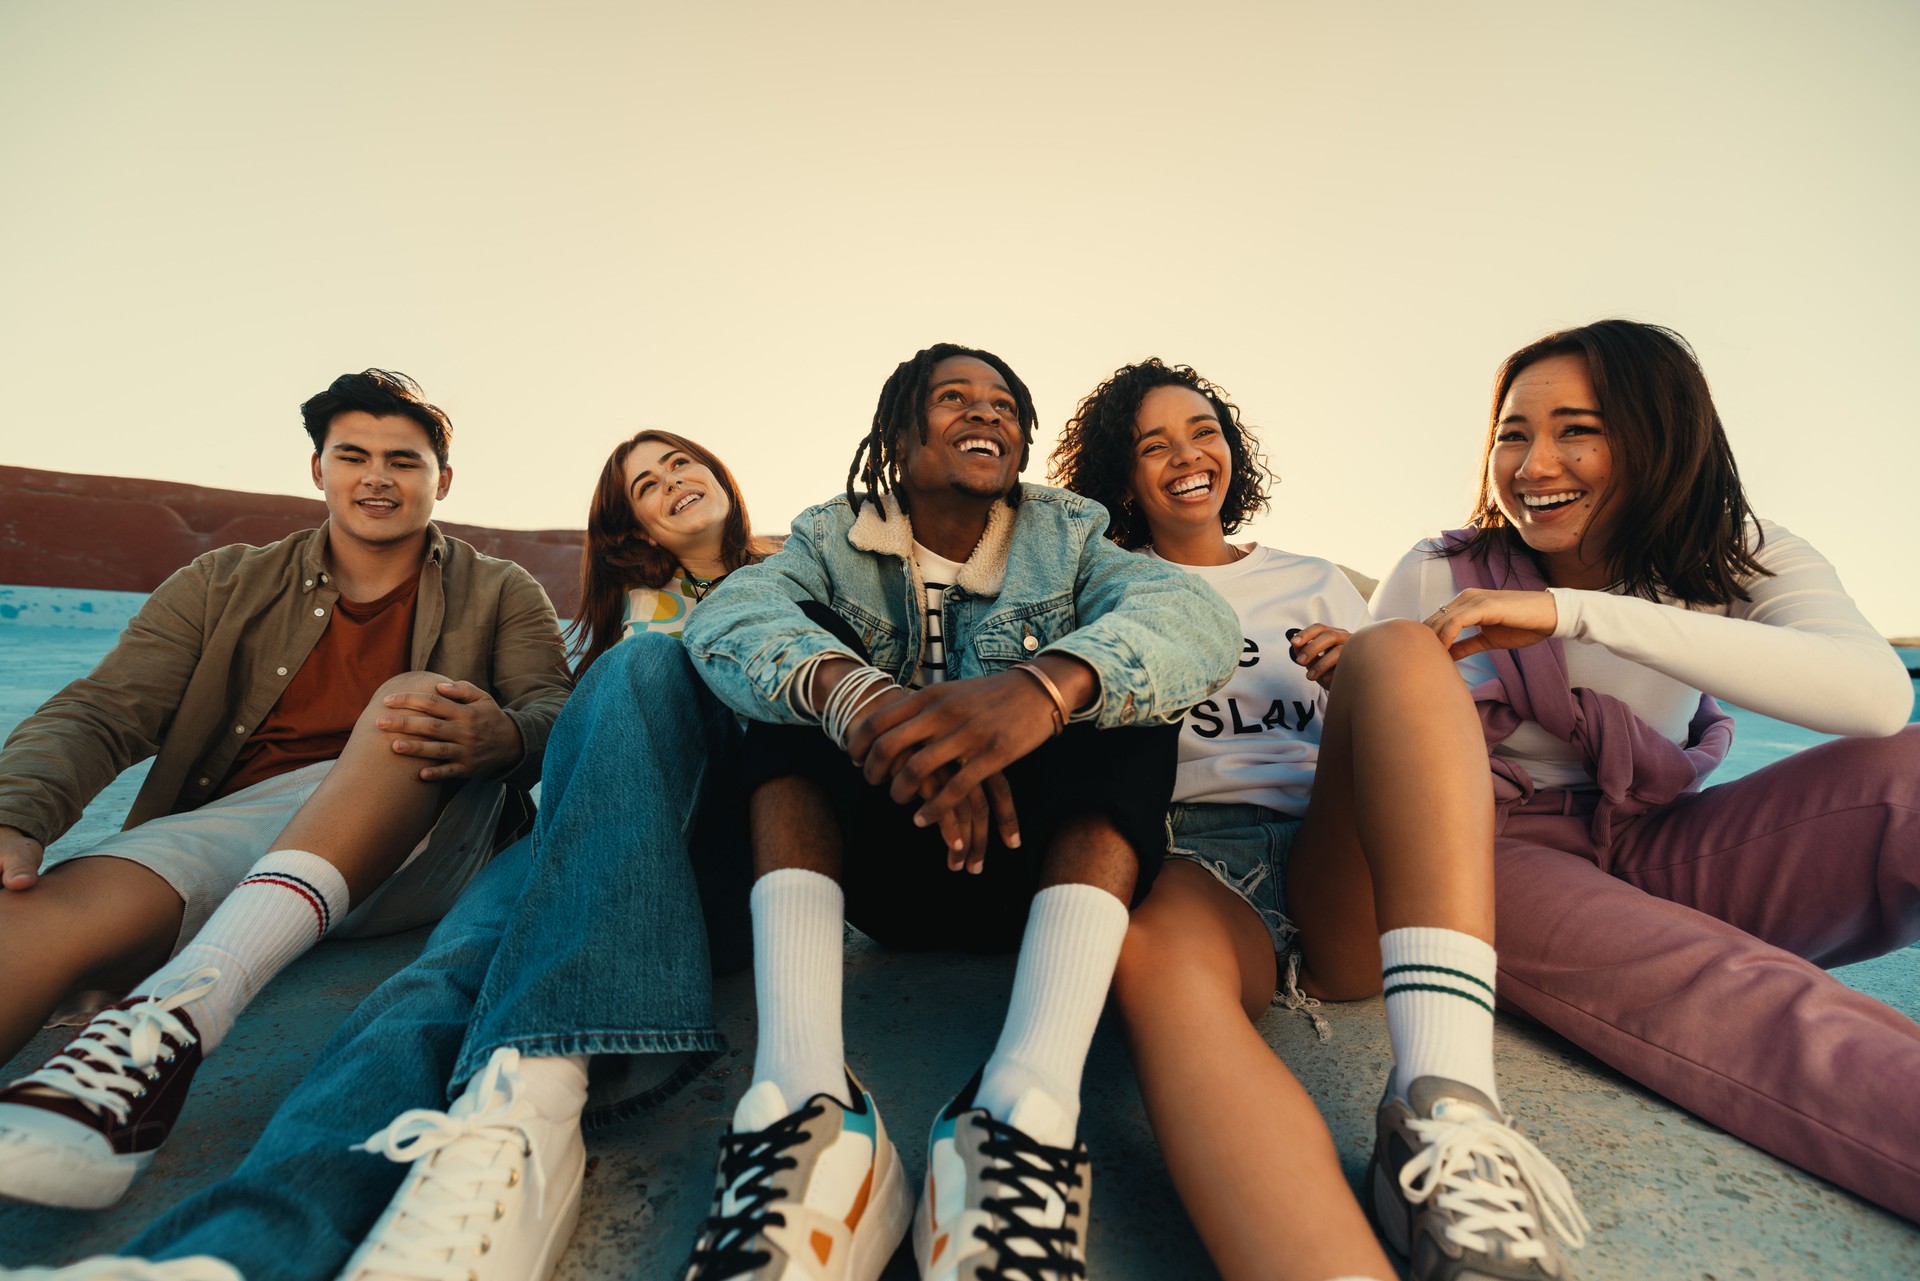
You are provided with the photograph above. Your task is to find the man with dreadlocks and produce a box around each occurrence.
[680,343,1239,1281]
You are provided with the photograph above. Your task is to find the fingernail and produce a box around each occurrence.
[1006,834,1021,848]
[913,814,928,827]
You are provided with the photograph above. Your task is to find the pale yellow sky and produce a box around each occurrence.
[2,1,1916,631]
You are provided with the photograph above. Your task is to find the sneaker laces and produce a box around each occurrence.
[684,1102,825,1279]
[1399,1109,1590,1257]
[347,1048,545,1280]
[14,968,218,1123]
[969,1115,1088,1281]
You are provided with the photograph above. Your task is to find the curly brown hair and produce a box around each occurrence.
[1048,358,1272,549]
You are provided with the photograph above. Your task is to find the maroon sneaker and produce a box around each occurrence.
[0,967,217,1209]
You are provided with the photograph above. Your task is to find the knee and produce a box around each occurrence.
[363,670,454,717]
[1345,618,1445,669]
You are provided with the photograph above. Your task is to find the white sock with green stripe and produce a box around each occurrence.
[1380,926,1499,1108]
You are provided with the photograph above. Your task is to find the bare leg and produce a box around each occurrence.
[0,857,183,1062]
[271,671,455,903]
[1115,863,1393,1281]
[1037,812,1136,901]
[1287,619,1496,998]
[750,776,845,881]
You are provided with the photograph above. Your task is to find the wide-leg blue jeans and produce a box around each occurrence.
[128,634,751,1279]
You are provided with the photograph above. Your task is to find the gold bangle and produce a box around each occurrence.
[1012,662,1069,737]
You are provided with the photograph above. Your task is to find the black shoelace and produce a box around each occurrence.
[682,1103,824,1279]
[968,1115,1089,1281]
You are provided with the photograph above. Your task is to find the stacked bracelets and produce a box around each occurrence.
[819,664,900,751]
[1011,661,1070,737]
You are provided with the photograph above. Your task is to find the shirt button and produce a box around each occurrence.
[314,607,326,616]
[304,579,313,588]
[197,777,210,787]
[1022,635,1039,652]
[276,666,288,676]
[233,724,246,735]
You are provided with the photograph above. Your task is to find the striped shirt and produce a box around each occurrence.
[910,542,965,689]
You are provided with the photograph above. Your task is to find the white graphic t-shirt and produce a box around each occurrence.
[1151,544,1371,817]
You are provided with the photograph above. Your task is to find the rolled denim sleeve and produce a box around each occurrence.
[682,507,861,725]
[1039,526,1239,728]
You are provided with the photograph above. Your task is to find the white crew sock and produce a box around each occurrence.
[499,1053,588,1122]
[132,849,350,1054]
[975,883,1130,1147]
[746,869,846,1123]
[1379,926,1500,1106]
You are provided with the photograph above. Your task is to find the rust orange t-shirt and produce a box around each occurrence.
[216,573,421,799]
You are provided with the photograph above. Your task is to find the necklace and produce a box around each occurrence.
[679,568,723,601]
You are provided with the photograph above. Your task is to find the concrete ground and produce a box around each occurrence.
[2,621,1918,1279]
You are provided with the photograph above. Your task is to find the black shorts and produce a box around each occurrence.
[740,603,1177,953]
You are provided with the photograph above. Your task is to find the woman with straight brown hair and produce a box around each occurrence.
[1370,318,1918,1222]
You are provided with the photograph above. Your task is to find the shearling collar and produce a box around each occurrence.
[846,492,1017,597]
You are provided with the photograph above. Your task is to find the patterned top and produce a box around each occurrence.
[620,577,702,642]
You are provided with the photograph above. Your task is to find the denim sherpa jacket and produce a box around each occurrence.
[683,483,1239,729]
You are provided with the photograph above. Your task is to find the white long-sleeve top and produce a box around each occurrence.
[1370,520,1913,791]
[1153,544,1371,815]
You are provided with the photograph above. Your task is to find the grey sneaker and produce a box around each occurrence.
[1369,1076,1589,1281]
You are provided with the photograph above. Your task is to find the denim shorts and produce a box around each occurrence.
[1165,801,1302,956]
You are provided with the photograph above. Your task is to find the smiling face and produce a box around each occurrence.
[623,440,733,558]
[1127,384,1235,542]
[896,355,1023,507]
[311,410,451,552]
[1490,352,1622,588]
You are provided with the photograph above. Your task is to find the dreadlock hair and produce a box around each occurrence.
[1443,319,1769,605]
[565,429,774,676]
[845,342,1038,516]
[1049,357,1273,550]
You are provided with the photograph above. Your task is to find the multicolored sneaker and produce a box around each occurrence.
[335,1048,586,1281]
[914,1074,1090,1281]
[1369,1076,1590,1281]
[0,968,218,1209]
[683,1070,911,1280]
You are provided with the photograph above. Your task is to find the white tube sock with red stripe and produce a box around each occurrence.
[131,849,350,1054]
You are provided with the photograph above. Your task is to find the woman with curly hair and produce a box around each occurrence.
[1372,320,1918,1223]
[1051,360,1586,1281]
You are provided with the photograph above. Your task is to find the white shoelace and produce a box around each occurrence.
[15,968,219,1123]
[347,1049,546,1281]
[1398,1110,1590,1257]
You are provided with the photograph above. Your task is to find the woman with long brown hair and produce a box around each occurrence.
[567,428,774,671]
[1371,319,1918,1224]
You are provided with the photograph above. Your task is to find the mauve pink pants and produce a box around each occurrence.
[1491,726,1920,1221]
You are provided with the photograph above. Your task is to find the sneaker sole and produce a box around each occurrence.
[0,1130,148,1210]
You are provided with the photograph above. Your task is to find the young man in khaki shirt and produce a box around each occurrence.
[0,370,571,1210]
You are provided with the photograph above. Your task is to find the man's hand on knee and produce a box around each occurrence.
[0,824,46,890]
[376,681,524,782]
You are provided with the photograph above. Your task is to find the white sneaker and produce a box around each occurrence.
[334,1048,586,1281]
[682,1070,912,1280]
[914,1075,1090,1281]
[1370,1076,1589,1281]
[0,1259,240,1281]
